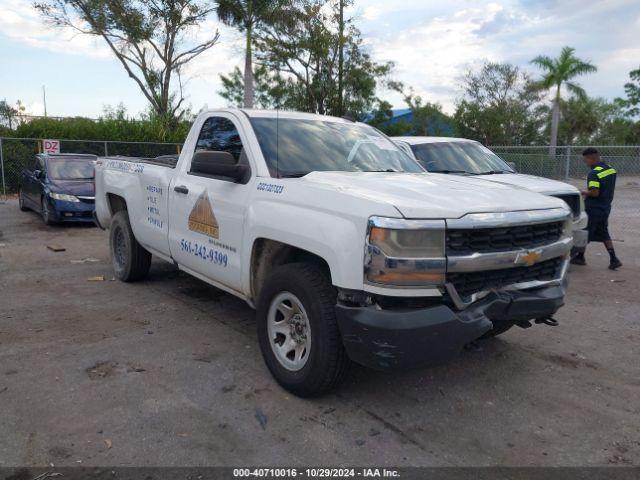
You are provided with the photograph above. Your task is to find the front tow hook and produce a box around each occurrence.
[535,316,559,327]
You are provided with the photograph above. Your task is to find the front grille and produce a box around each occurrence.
[552,193,580,218]
[447,257,564,300]
[78,197,95,204]
[446,221,564,255]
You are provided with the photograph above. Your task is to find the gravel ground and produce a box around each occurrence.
[0,197,638,467]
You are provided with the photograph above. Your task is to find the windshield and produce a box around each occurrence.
[251,118,424,177]
[47,159,95,180]
[410,141,514,174]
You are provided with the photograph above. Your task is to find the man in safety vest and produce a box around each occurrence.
[571,147,622,270]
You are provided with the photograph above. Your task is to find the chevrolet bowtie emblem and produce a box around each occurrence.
[516,249,542,267]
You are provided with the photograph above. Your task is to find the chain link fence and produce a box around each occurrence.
[491,145,640,240]
[490,145,640,180]
[0,137,182,198]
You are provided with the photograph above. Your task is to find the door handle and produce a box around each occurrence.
[174,185,189,194]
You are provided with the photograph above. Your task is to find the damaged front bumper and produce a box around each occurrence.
[336,282,566,370]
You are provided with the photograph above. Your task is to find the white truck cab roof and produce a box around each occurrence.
[240,109,352,123]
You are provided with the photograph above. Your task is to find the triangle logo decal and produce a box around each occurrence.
[188,191,219,239]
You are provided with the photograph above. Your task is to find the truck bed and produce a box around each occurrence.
[101,154,179,169]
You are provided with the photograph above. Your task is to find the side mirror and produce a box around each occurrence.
[190,151,249,183]
[507,161,517,172]
[33,169,44,179]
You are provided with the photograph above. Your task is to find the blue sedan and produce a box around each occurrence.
[19,153,97,225]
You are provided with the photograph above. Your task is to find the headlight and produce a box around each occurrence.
[50,192,80,202]
[365,217,446,287]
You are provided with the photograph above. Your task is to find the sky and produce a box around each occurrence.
[0,0,639,118]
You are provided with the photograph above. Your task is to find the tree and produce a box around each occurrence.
[555,96,601,144]
[34,0,220,120]
[0,100,26,129]
[616,66,640,118]
[0,100,19,129]
[388,82,453,136]
[215,0,289,109]
[531,46,597,154]
[255,0,391,119]
[453,62,544,145]
[218,64,289,109]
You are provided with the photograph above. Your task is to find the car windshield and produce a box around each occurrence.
[47,159,95,180]
[410,141,514,175]
[251,118,424,177]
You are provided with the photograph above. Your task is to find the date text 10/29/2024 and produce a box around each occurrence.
[233,469,400,478]
[180,238,229,267]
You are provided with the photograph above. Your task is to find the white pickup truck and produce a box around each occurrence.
[392,136,589,251]
[95,109,573,397]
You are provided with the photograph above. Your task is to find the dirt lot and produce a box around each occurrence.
[0,197,638,467]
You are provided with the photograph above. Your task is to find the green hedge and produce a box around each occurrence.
[8,116,191,143]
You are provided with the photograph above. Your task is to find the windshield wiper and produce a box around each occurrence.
[429,169,468,174]
[363,169,400,173]
[474,170,507,175]
[278,170,310,178]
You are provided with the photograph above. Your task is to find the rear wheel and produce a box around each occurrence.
[109,210,152,282]
[18,189,28,211]
[41,197,56,225]
[257,263,349,397]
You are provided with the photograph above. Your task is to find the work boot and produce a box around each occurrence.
[608,258,623,270]
[570,256,586,266]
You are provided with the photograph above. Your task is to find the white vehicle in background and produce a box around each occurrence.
[393,137,588,250]
[93,110,574,397]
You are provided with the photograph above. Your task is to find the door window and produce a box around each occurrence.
[195,117,243,162]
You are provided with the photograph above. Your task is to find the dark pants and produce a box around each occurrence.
[585,208,611,243]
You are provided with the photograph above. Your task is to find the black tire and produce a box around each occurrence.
[480,322,514,339]
[257,263,349,397]
[41,197,57,225]
[109,210,152,282]
[18,189,28,211]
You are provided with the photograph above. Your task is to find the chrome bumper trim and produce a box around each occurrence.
[447,237,573,273]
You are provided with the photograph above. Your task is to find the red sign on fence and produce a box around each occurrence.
[43,139,60,154]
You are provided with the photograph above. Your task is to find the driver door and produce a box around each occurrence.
[168,114,253,294]
[25,156,45,206]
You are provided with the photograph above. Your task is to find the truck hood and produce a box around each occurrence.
[300,172,568,219]
[472,173,579,195]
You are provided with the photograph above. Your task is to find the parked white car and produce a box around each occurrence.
[94,110,573,396]
[392,136,588,250]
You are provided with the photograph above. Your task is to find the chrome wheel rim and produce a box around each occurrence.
[113,226,126,268]
[267,292,311,371]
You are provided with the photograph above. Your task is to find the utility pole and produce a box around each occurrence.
[42,85,47,117]
[337,0,344,117]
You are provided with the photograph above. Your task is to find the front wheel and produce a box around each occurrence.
[109,210,152,282]
[257,263,349,397]
[41,197,56,225]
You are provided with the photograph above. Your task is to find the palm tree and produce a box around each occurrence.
[531,46,597,155]
[215,0,286,108]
